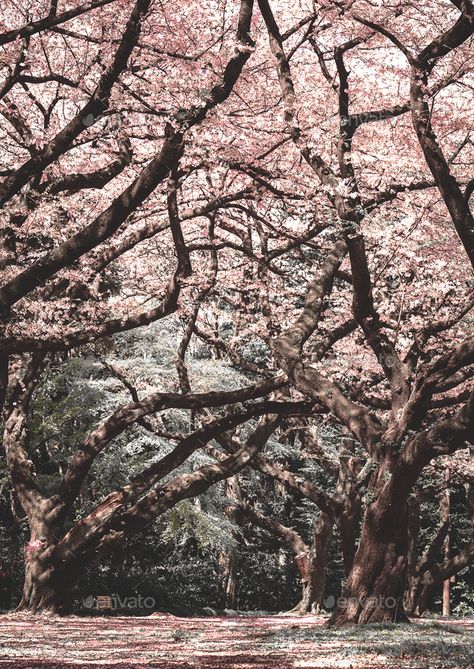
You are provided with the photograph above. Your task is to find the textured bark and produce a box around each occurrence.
[18,530,66,614]
[330,398,473,627]
[2,369,68,613]
[335,453,363,577]
[291,511,335,614]
[219,477,242,609]
[329,460,413,626]
[403,495,421,615]
[218,549,238,609]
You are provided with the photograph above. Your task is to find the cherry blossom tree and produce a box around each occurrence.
[0,0,472,622]
[251,0,473,624]
[0,0,280,612]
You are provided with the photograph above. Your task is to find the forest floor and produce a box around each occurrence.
[0,612,473,668]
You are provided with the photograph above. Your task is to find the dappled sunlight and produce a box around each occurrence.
[0,613,473,668]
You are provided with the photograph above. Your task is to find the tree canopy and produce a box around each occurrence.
[0,0,472,626]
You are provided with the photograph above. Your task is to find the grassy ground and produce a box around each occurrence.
[0,613,473,668]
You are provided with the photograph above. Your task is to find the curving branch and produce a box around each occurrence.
[0,0,149,208]
[58,374,289,506]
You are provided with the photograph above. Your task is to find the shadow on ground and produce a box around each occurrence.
[0,612,473,668]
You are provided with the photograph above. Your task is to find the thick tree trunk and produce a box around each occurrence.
[291,511,334,614]
[19,558,58,613]
[17,525,70,614]
[2,375,72,614]
[339,505,360,577]
[329,463,412,626]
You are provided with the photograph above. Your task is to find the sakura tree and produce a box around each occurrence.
[0,0,277,611]
[252,0,474,624]
[0,0,472,624]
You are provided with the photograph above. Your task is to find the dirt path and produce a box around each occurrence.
[0,613,472,668]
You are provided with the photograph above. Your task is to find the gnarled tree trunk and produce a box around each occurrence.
[217,548,238,609]
[329,461,412,626]
[2,360,70,613]
[19,540,65,614]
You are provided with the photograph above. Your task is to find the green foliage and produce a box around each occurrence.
[160,500,238,551]
[1,317,472,617]
[30,357,107,450]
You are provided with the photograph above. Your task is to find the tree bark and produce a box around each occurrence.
[217,549,238,609]
[18,533,67,614]
[403,494,421,615]
[291,511,334,614]
[329,461,412,626]
[335,452,363,577]
[218,476,242,609]
[441,467,451,617]
[2,357,69,613]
